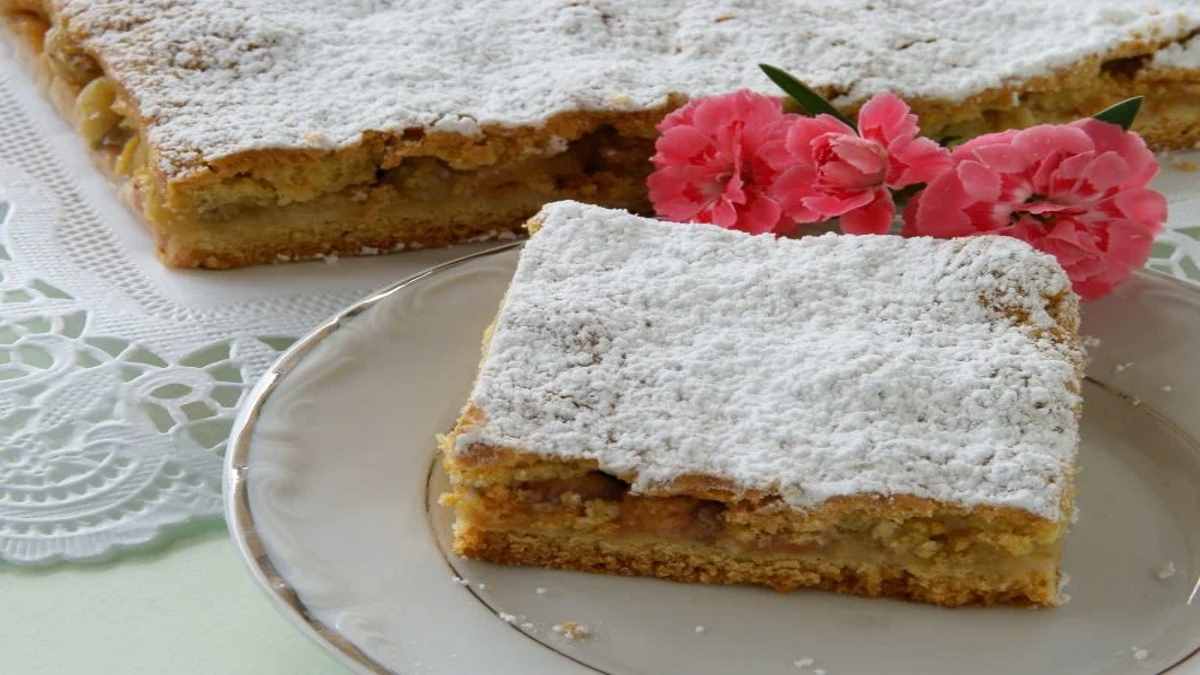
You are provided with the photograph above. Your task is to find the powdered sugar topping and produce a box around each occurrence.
[1152,33,1200,69]
[53,0,1199,177]
[456,202,1082,519]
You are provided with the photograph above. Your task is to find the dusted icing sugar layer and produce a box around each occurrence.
[457,202,1082,519]
[50,0,1200,177]
[1153,33,1200,69]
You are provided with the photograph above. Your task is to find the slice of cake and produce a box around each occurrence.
[441,201,1084,607]
[2,1,1196,268]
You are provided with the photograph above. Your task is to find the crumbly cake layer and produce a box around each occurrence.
[128,126,653,267]
[454,202,1082,519]
[2,1,1199,268]
[455,526,1059,607]
[441,448,1067,606]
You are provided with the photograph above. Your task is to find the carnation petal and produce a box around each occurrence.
[1070,226,1152,300]
[1005,217,1046,247]
[1047,151,1095,196]
[839,191,895,234]
[905,169,975,237]
[1072,277,1114,301]
[655,126,715,165]
[1023,201,1075,215]
[900,194,923,236]
[1072,118,1158,186]
[829,135,888,176]
[691,96,738,134]
[647,164,716,219]
[887,136,952,187]
[710,198,739,228]
[740,195,786,235]
[786,115,854,158]
[955,160,1001,202]
[857,92,916,145]
[758,136,794,169]
[1012,125,1093,164]
[656,99,701,133]
[738,90,786,129]
[1111,187,1168,230]
[770,165,822,222]
[1079,150,1130,194]
[803,189,876,218]
[820,157,884,190]
[967,141,1029,173]
[1104,218,1157,267]
[722,171,748,204]
[1043,218,1097,254]
[1031,150,1071,195]
[955,130,1020,153]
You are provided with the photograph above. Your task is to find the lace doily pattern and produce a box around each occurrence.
[0,55,1197,563]
[1147,158,1200,280]
[0,55,370,563]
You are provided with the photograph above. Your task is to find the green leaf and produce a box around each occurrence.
[891,183,925,208]
[1092,96,1142,131]
[759,64,855,128]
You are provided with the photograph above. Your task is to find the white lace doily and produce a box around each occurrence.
[1,49,1198,564]
[0,50,493,564]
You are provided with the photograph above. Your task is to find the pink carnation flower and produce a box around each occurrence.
[766,93,951,234]
[903,119,1166,300]
[647,90,795,234]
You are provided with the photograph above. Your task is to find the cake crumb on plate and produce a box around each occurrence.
[552,622,591,640]
[1156,561,1177,580]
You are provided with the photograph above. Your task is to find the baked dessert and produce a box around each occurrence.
[441,201,1084,607]
[1,1,1197,269]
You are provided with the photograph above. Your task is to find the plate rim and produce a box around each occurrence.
[223,241,523,675]
[222,252,1200,675]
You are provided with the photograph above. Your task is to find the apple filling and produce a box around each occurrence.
[442,469,1065,599]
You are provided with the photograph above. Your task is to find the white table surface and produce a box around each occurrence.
[3,526,345,674]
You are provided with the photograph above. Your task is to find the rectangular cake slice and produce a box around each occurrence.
[1,1,1197,268]
[441,201,1083,607]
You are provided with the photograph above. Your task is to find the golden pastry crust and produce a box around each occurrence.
[455,528,1062,608]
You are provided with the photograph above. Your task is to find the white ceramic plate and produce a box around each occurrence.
[225,244,1200,675]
